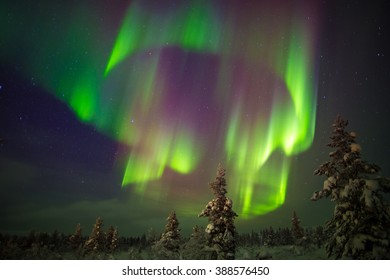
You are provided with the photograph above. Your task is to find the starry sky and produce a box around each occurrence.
[1,0,389,237]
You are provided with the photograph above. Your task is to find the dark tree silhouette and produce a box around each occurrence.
[152,211,181,259]
[83,217,106,258]
[69,223,83,257]
[106,225,119,255]
[291,211,304,243]
[199,164,238,259]
[182,225,208,259]
[69,223,82,248]
[312,116,390,259]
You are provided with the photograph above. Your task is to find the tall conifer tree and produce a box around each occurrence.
[312,116,390,259]
[199,164,238,259]
[152,211,181,259]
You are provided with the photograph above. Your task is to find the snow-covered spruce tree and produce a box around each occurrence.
[291,211,304,244]
[146,228,159,246]
[312,226,326,248]
[182,225,208,260]
[69,223,83,257]
[199,164,238,260]
[106,225,119,255]
[312,116,390,259]
[83,217,106,258]
[262,227,276,247]
[152,211,181,259]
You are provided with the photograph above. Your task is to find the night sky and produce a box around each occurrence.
[1,0,389,237]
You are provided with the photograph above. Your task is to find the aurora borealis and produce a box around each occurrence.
[100,0,318,217]
[1,0,389,236]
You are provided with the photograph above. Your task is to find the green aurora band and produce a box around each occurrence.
[105,1,221,76]
[106,1,318,217]
[0,0,319,218]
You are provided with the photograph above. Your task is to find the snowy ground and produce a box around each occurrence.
[236,245,327,260]
[104,245,328,260]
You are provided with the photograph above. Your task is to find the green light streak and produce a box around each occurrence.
[105,0,221,75]
[105,3,146,76]
[122,128,201,190]
[122,154,164,186]
[225,21,316,217]
[69,72,97,122]
[169,131,199,174]
[5,0,319,219]
[122,133,171,191]
[282,26,316,154]
[180,1,220,52]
